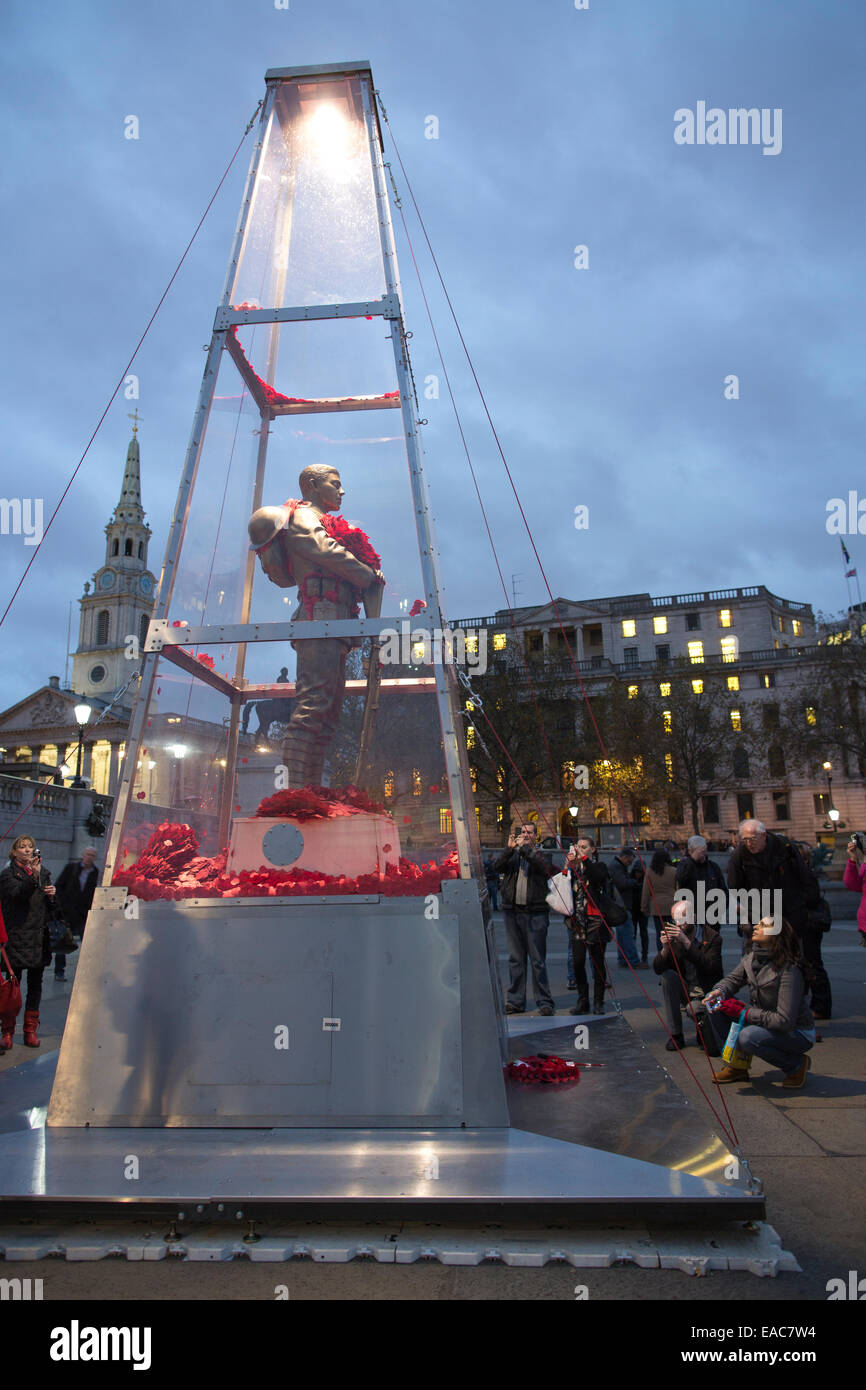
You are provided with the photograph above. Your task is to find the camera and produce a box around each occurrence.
[849,832,866,853]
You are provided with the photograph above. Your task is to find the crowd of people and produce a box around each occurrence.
[491,817,864,1091]
[1,822,863,1092]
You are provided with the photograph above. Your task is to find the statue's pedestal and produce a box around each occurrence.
[227,812,401,877]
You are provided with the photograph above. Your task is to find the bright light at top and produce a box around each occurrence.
[308,104,350,155]
[302,102,358,181]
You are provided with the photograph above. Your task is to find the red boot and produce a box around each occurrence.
[1,1011,17,1052]
[22,1010,41,1048]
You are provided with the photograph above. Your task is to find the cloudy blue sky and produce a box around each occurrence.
[0,0,863,710]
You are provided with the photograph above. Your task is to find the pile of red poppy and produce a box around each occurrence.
[255,785,385,819]
[113,821,460,902]
[505,1056,580,1084]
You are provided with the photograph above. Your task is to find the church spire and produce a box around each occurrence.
[114,416,145,525]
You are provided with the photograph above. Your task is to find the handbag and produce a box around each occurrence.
[546,871,573,916]
[48,913,78,953]
[0,947,22,1016]
[593,888,629,928]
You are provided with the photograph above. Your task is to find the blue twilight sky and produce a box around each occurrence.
[0,0,864,710]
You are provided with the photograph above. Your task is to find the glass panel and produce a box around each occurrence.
[231,75,385,310]
[108,68,481,902]
[111,364,472,892]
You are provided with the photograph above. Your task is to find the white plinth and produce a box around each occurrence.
[227,812,402,877]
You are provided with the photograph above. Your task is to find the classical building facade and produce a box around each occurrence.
[454,586,861,848]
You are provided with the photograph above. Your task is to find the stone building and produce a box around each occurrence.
[454,586,861,849]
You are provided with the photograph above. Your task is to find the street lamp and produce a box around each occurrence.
[71,702,92,788]
[822,760,834,818]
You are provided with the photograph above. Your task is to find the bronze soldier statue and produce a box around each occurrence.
[248,465,384,788]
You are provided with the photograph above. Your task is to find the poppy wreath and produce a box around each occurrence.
[269,499,381,619]
[505,1055,580,1085]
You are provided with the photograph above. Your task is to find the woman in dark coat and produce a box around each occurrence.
[0,834,56,1049]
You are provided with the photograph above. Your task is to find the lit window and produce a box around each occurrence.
[639,805,651,824]
[466,725,476,749]
[776,615,785,632]
[465,635,478,655]
[663,710,672,734]
[475,806,481,829]
[411,641,426,663]
[465,700,474,711]
[664,752,674,781]
[383,770,395,798]
[493,632,506,651]
[792,619,803,637]
[720,637,738,663]
[727,676,740,691]
[439,808,453,834]
[562,760,577,791]
[621,619,636,638]
[470,767,477,792]
[659,682,671,697]
[167,716,181,724]
[496,805,504,825]
[653,616,668,635]
[762,672,776,689]
[692,679,703,694]
[730,710,741,732]
[805,706,817,727]
[412,768,422,797]
[496,767,505,791]
[718,609,732,628]
[627,684,638,699]
[687,641,704,664]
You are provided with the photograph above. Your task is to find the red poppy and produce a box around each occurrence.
[409,599,426,617]
[111,818,457,903]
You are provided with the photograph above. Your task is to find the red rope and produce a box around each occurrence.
[380,106,741,1150]
[0,101,263,634]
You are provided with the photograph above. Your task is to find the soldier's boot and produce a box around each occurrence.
[306,738,331,789]
[280,729,319,789]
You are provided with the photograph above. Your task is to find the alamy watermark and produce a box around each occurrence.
[674,885,783,930]
[0,498,43,546]
[674,103,782,156]
[826,491,866,536]
[379,621,487,674]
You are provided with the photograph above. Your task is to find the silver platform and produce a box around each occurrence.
[0,1018,762,1220]
[0,882,764,1221]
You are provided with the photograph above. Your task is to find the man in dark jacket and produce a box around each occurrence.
[495,823,555,1015]
[609,847,642,969]
[54,846,98,981]
[653,898,723,1051]
[676,834,726,900]
[727,821,818,936]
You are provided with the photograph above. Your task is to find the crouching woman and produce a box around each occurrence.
[704,916,815,1089]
